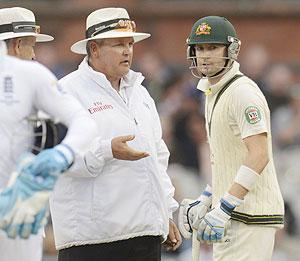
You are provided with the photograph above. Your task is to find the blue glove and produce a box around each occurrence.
[0,153,52,238]
[1,190,50,239]
[0,144,74,239]
[26,144,74,180]
[197,193,243,243]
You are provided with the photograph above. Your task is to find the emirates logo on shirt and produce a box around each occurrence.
[88,101,113,114]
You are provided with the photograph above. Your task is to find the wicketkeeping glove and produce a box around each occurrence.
[26,144,74,179]
[178,185,212,239]
[0,144,74,239]
[197,193,243,243]
[0,153,51,238]
[0,188,50,239]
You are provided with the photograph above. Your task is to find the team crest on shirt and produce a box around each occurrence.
[245,106,261,124]
[0,76,20,105]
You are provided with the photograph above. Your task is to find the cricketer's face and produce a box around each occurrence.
[195,43,227,77]
[93,37,134,80]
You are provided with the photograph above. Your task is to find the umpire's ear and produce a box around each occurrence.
[87,40,102,59]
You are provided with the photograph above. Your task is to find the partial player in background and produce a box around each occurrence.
[49,7,181,261]
[0,7,68,155]
[0,7,70,261]
[179,16,284,261]
[0,37,98,261]
[0,7,54,60]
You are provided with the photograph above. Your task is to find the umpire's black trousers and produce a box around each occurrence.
[58,236,161,261]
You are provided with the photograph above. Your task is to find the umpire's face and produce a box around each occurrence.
[7,36,36,60]
[89,37,134,80]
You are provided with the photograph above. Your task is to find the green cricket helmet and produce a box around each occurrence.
[187,16,241,78]
[187,16,237,45]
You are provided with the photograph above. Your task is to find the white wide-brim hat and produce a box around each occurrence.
[71,7,150,55]
[0,7,53,42]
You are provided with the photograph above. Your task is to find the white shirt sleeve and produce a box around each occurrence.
[63,137,113,178]
[32,63,98,160]
[229,83,268,139]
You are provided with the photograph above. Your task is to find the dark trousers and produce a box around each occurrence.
[58,236,161,261]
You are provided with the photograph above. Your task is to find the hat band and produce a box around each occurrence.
[86,18,136,38]
[0,21,40,34]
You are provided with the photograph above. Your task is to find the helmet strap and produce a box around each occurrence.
[208,58,230,78]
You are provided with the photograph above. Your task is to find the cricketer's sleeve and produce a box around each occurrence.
[32,63,98,155]
[229,83,269,139]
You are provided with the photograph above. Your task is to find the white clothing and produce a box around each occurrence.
[50,57,178,250]
[0,44,97,261]
[213,220,276,261]
[0,230,43,261]
[0,53,98,187]
[197,62,284,224]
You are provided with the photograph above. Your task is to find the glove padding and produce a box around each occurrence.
[26,144,73,178]
[197,193,243,243]
[178,185,212,239]
[0,187,50,239]
[0,144,74,239]
[197,204,231,243]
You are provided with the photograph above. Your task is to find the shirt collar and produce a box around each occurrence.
[196,61,241,96]
[78,57,145,90]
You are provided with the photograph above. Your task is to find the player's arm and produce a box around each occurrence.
[33,76,98,156]
[31,68,99,177]
[229,132,268,199]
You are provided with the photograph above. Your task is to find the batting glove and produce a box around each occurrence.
[178,185,212,239]
[197,193,243,243]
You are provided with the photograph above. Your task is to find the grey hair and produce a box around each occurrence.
[86,39,104,58]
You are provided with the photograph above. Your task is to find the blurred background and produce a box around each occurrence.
[2,0,300,260]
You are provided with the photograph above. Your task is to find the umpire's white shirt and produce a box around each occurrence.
[50,57,178,250]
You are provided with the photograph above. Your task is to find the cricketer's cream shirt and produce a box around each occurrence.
[197,62,284,222]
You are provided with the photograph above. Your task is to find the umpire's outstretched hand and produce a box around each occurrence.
[112,135,149,160]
